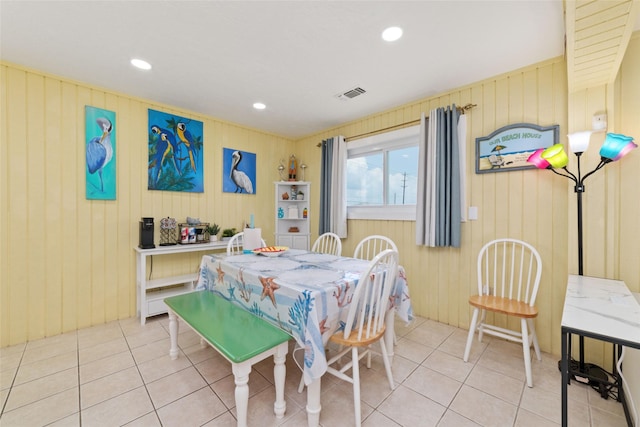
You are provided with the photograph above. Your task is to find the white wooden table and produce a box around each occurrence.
[561,274,640,426]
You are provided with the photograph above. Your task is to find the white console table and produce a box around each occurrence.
[561,275,640,426]
[135,242,227,324]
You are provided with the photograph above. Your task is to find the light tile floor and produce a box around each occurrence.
[0,315,629,426]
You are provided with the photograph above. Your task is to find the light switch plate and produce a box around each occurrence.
[468,206,478,220]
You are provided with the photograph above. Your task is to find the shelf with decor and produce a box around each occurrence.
[134,241,227,324]
[274,181,310,250]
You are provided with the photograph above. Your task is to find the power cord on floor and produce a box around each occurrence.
[561,358,618,400]
[617,347,639,427]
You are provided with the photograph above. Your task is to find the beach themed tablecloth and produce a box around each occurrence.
[195,249,413,383]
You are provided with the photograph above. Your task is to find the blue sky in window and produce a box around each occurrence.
[347,146,418,205]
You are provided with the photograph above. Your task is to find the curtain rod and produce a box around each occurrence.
[317,103,477,146]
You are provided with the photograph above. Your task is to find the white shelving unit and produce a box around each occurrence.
[134,241,227,324]
[274,181,310,250]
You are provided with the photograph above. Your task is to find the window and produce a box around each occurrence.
[346,125,419,220]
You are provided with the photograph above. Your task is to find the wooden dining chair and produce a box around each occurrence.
[226,232,266,255]
[325,249,398,426]
[353,235,397,260]
[311,232,342,256]
[463,238,542,387]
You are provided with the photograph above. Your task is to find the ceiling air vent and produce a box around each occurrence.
[336,86,366,100]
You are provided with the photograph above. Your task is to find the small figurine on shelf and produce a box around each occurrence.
[303,207,308,218]
[288,154,297,181]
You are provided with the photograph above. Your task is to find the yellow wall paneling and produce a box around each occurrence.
[2,34,639,362]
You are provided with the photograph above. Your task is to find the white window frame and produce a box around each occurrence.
[346,125,419,221]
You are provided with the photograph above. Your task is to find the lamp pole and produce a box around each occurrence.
[547,151,609,384]
[529,132,637,397]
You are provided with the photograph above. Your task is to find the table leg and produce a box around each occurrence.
[168,310,179,360]
[273,342,287,419]
[233,362,251,427]
[306,377,321,427]
[561,328,568,427]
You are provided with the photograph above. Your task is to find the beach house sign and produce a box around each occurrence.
[475,123,559,174]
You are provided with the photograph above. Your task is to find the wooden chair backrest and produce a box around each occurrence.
[353,235,398,261]
[312,232,342,256]
[477,238,542,307]
[342,249,399,341]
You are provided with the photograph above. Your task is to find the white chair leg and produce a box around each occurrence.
[521,318,533,387]
[352,347,362,427]
[528,318,542,361]
[463,308,479,362]
[478,309,487,342]
[297,374,305,393]
[379,338,394,390]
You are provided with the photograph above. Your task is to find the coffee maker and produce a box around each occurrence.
[139,217,155,249]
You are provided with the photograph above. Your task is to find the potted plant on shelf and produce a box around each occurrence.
[205,223,220,242]
[221,228,237,241]
[297,190,304,201]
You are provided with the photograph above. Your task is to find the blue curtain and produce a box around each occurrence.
[319,136,347,237]
[319,138,333,234]
[416,105,462,247]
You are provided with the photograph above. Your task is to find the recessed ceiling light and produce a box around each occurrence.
[382,26,403,42]
[253,102,266,110]
[131,58,152,70]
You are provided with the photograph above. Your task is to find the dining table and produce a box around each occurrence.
[195,248,413,427]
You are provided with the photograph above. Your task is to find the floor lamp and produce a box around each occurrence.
[528,131,637,393]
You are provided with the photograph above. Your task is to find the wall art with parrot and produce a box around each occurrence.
[147,109,204,192]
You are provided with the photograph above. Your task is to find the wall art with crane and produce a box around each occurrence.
[223,148,256,194]
[147,109,204,192]
[85,106,116,200]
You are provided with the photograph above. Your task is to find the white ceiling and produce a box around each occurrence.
[0,1,635,139]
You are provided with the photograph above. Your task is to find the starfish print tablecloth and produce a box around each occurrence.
[195,249,413,383]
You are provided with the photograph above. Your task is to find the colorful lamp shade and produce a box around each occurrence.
[600,133,637,162]
[567,131,592,153]
[541,143,569,168]
[527,148,550,169]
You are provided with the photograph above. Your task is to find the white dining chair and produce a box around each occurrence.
[226,232,266,255]
[353,235,398,260]
[324,249,398,426]
[311,232,342,256]
[463,238,542,388]
[353,235,400,344]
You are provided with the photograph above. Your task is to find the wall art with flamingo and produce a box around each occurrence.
[223,148,256,194]
[147,109,204,192]
[85,106,116,200]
